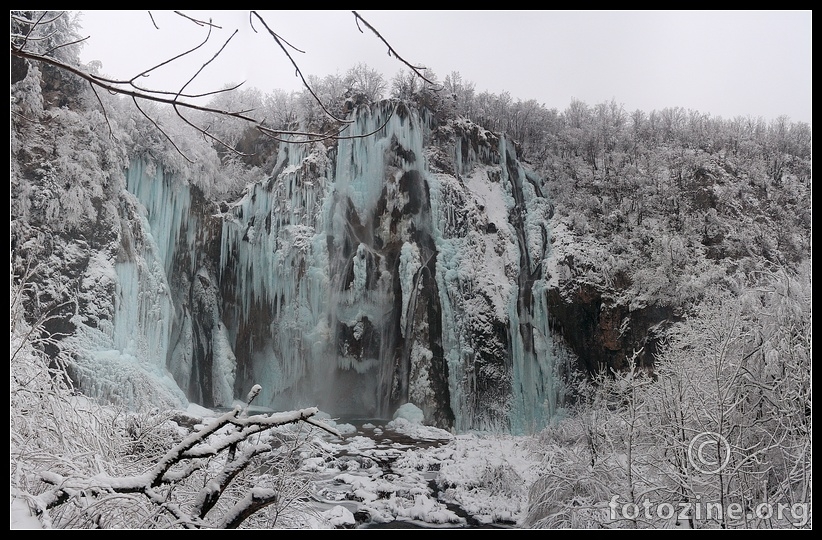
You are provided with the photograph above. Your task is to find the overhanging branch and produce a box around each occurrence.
[10,10,438,160]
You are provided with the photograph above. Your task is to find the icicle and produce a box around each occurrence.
[82,102,568,432]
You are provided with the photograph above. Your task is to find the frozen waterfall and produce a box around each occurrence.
[83,102,567,433]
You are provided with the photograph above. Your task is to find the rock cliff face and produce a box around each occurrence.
[546,282,675,374]
[68,101,568,433]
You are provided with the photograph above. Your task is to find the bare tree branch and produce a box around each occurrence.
[174,10,222,29]
[147,11,159,30]
[33,401,339,528]
[11,47,259,119]
[128,15,223,90]
[87,80,115,138]
[132,97,196,163]
[352,11,440,88]
[10,10,437,161]
[248,11,352,126]
[257,104,397,144]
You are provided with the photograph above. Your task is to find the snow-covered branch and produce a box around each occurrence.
[28,398,338,528]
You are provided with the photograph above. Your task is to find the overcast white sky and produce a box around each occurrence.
[75,10,812,125]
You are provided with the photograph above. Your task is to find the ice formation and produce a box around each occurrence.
[80,102,567,433]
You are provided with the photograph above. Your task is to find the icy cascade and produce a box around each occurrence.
[216,103,565,432]
[117,160,192,391]
[219,139,333,409]
[68,159,193,409]
[81,102,565,432]
[125,159,195,276]
[124,159,236,408]
[497,136,563,434]
[218,104,433,418]
[325,104,436,420]
[426,125,564,432]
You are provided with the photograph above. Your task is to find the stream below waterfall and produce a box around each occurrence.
[306,417,520,529]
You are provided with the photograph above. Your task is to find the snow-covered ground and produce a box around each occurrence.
[304,404,546,529]
[10,403,545,530]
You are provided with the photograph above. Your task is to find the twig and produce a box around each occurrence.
[147,11,159,30]
[132,97,195,164]
[249,11,352,125]
[174,10,222,29]
[352,11,439,88]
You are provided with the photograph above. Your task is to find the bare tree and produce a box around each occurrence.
[10,10,438,160]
